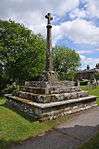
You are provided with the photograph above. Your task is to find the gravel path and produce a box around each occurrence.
[11,106,99,149]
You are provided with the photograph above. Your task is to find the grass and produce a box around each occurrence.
[81,85,99,105]
[80,85,99,149]
[0,97,6,105]
[79,132,99,149]
[0,97,70,149]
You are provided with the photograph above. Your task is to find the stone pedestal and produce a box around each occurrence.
[5,78,96,121]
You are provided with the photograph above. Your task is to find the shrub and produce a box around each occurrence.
[80,80,88,86]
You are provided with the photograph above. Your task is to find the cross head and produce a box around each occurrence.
[45,13,53,25]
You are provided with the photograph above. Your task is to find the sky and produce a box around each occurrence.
[0,0,99,69]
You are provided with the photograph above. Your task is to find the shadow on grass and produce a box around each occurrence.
[0,140,11,149]
[2,103,38,122]
[2,124,98,149]
[0,96,38,122]
[0,99,38,122]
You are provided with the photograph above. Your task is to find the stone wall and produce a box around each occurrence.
[6,97,96,121]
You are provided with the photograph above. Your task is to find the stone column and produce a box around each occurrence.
[45,13,53,72]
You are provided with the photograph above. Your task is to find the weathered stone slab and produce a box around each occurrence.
[15,90,88,103]
[21,85,81,94]
[20,86,46,94]
[6,94,95,108]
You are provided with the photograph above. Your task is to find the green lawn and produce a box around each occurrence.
[81,85,99,105]
[79,133,99,149]
[0,97,69,149]
[80,85,99,149]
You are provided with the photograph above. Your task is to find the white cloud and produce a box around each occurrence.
[0,0,99,46]
[85,0,99,18]
[80,54,99,69]
[77,50,94,54]
[0,0,79,36]
[55,0,79,16]
[80,54,86,61]
[72,0,99,19]
[53,18,99,44]
[0,1,99,47]
[69,8,86,19]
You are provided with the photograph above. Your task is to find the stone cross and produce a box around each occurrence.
[45,13,53,72]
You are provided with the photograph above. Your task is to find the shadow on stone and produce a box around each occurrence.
[3,103,38,122]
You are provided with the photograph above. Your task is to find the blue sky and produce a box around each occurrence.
[0,0,99,69]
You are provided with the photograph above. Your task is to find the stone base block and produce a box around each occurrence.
[15,91,88,103]
[20,86,81,94]
[5,94,96,121]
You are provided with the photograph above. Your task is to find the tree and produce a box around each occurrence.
[95,72,99,81]
[52,46,80,80]
[0,20,46,85]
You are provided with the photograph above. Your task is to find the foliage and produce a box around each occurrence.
[52,46,80,80]
[0,20,81,90]
[0,20,46,86]
[95,72,99,80]
[66,70,77,81]
[0,74,9,95]
[80,80,88,86]
[81,85,99,105]
[1,83,19,95]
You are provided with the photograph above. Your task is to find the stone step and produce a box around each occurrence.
[20,86,46,94]
[25,81,47,88]
[5,94,96,120]
[49,86,81,94]
[5,94,96,109]
[16,91,88,103]
[40,102,97,121]
[20,86,81,94]
[25,81,75,88]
